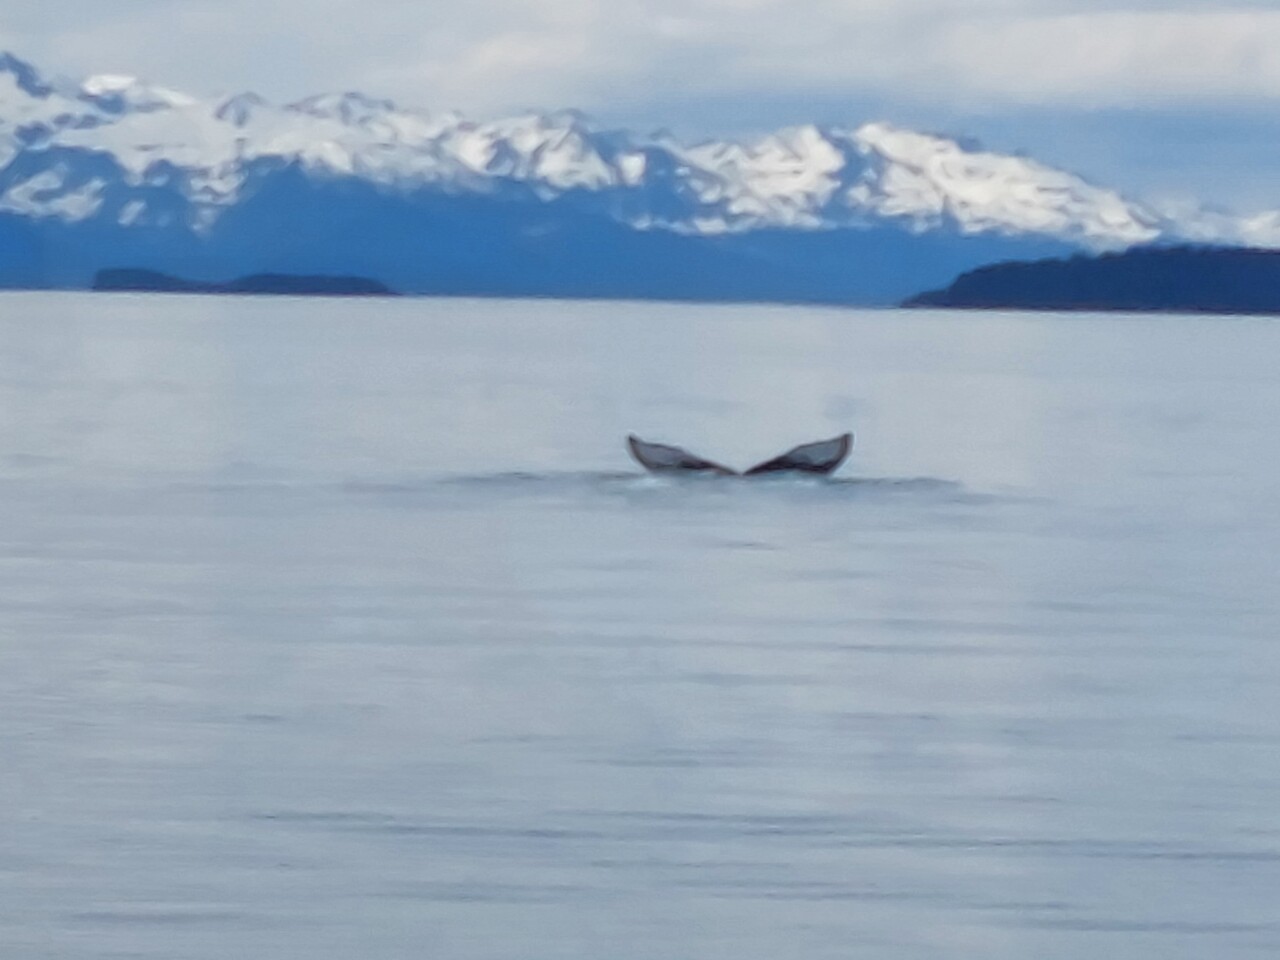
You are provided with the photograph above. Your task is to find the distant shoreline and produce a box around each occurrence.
[0,255,1266,316]
[905,246,1280,316]
[91,269,399,298]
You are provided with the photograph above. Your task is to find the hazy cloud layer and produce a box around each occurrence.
[6,1,1280,114]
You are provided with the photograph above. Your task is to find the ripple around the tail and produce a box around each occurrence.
[160,469,994,510]
[429,470,972,500]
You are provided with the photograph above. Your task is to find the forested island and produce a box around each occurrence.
[906,247,1280,315]
[92,269,397,297]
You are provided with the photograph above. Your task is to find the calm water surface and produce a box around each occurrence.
[1,293,1278,959]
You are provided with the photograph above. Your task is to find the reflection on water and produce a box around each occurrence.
[1,293,1279,960]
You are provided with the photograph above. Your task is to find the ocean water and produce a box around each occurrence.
[1,293,1279,960]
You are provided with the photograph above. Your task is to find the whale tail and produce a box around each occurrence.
[627,432,852,477]
[626,435,738,475]
[743,433,852,476]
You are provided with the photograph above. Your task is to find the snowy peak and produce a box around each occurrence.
[678,124,847,230]
[80,74,196,114]
[665,122,1164,244]
[288,92,400,126]
[214,92,268,127]
[449,111,618,189]
[847,123,1161,245]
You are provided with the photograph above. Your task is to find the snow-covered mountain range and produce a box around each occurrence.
[1,52,1277,302]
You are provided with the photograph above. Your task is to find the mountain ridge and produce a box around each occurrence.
[1,52,1277,303]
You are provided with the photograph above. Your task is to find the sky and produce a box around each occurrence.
[4,0,1280,209]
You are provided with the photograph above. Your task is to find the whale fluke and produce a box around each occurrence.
[627,435,737,475]
[627,432,852,477]
[743,433,852,476]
